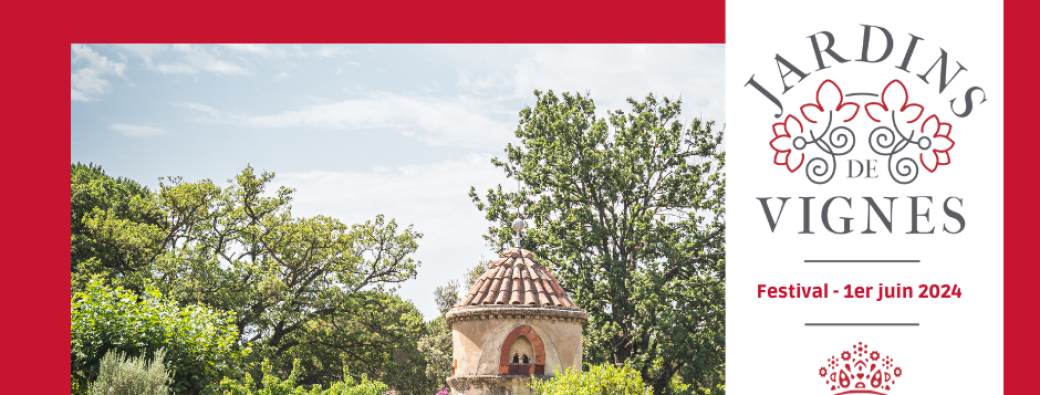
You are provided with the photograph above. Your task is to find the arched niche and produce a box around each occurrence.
[498,325,546,375]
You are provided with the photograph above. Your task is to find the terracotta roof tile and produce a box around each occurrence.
[455,247,579,309]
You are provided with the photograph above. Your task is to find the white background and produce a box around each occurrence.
[726,1,1003,394]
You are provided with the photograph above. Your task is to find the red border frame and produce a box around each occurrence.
[2,0,1033,393]
[1004,1,1035,394]
[0,1,724,392]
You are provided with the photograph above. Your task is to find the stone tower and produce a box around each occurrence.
[445,247,588,395]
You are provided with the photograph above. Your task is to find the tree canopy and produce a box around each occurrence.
[75,165,437,394]
[71,163,160,292]
[470,91,726,394]
[418,260,485,387]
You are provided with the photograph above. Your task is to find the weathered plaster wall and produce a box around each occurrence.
[451,318,583,376]
[507,336,534,362]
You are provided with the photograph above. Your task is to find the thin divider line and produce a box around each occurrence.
[804,260,920,263]
[805,323,920,327]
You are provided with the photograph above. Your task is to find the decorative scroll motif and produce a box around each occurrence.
[770,79,955,185]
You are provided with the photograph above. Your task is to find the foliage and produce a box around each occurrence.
[79,165,430,393]
[273,291,438,394]
[669,377,725,395]
[72,278,243,395]
[71,163,161,292]
[433,280,462,316]
[219,359,389,395]
[531,364,651,395]
[419,259,487,386]
[87,349,171,395]
[432,259,486,315]
[470,91,726,394]
[462,260,485,289]
[416,317,453,386]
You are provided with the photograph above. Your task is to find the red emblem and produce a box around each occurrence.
[820,342,902,395]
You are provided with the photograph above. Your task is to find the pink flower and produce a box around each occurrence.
[865,80,924,124]
[918,114,955,172]
[770,114,804,172]
[800,80,859,124]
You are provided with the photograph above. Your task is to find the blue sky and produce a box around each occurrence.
[71,43,725,319]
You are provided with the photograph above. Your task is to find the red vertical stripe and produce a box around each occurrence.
[1004,0,1035,393]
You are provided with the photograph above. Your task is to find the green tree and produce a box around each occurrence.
[275,291,437,393]
[433,279,462,316]
[416,317,453,389]
[71,163,162,292]
[72,278,243,395]
[470,91,725,394]
[81,166,431,393]
[418,259,487,387]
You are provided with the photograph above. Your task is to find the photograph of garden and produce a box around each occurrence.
[71,44,725,395]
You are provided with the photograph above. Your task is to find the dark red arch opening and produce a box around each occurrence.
[498,325,546,375]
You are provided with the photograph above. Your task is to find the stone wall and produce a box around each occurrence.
[448,307,586,377]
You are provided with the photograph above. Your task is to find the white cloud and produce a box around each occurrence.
[110,123,168,137]
[167,92,516,149]
[241,92,516,149]
[275,71,290,81]
[336,62,360,74]
[163,45,724,153]
[221,44,285,57]
[119,44,249,75]
[456,69,511,96]
[514,45,725,122]
[315,46,351,57]
[71,88,89,102]
[444,44,726,125]
[170,102,222,116]
[71,44,127,102]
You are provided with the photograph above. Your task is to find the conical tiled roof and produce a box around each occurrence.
[455,247,578,309]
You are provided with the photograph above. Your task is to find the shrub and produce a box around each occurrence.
[72,278,245,395]
[670,379,725,395]
[219,359,389,395]
[531,364,652,395]
[87,349,171,395]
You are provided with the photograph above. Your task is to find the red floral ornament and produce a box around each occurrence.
[865,80,924,124]
[919,114,955,172]
[770,114,804,172]
[800,79,859,124]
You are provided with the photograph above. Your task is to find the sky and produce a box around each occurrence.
[71,43,725,319]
